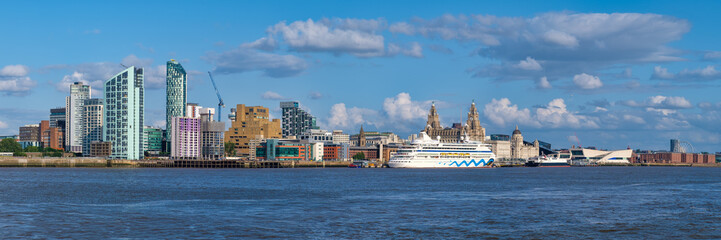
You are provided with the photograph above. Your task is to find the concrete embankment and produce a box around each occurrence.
[0,157,352,168]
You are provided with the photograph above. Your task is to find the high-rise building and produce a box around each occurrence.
[40,120,64,150]
[280,101,317,137]
[49,108,66,143]
[144,126,163,155]
[166,60,187,150]
[171,117,201,159]
[200,109,225,160]
[82,98,103,156]
[104,66,144,160]
[66,82,91,153]
[225,104,282,156]
[670,139,681,152]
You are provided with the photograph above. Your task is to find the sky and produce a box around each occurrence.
[1,0,720,152]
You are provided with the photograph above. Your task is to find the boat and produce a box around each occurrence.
[388,132,495,168]
[525,155,570,167]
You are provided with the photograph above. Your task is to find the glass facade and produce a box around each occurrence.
[104,66,144,160]
[166,60,187,148]
[144,126,163,153]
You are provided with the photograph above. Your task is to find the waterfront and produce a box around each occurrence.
[0,167,720,239]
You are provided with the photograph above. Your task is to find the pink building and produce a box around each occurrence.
[171,117,201,159]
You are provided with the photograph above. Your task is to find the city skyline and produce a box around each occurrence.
[1,1,720,152]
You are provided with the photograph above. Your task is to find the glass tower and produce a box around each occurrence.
[104,66,144,160]
[166,60,187,149]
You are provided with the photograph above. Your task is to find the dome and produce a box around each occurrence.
[512,125,521,135]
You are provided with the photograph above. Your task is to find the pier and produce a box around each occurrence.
[0,157,352,168]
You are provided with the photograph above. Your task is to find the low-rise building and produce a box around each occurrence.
[570,148,633,165]
[638,152,716,164]
[255,139,323,161]
[89,141,112,157]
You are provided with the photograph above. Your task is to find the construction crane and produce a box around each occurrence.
[207,71,225,122]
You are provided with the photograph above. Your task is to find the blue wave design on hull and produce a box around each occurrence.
[446,159,494,167]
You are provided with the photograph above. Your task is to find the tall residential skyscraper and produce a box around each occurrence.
[82,98,103,156]
[166,60,187,148]
[280,101,317,137]
[67,82,91,153]
[104,66,144,160]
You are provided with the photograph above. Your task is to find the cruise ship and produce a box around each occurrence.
[388,132,496,168]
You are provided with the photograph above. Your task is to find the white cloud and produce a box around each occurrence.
[387,42,423,58]
[268,18,386,57]
[393,12,690,81]
[652,65,721,81]
[516,57,542,71]
[326,103,378,130]
[573,73,603,89]
[703,51,721,60]
[542,30,579,48]
[0,65,30,77]
[623,114,646,124]
[483,98,598,129]
[0,120,7,128]
[537,76,551,89]
[261,91,286,100]
[620,95,692,109]
[309,91,323,100]
[382,92,429,122]
[51,55,167,92]
[0,64,36,96]
[205,46,307,78]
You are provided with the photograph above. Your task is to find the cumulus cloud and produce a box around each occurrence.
[623,114,646,124]
[537,76,552,89]
[267,18,386,57]
[261,91,287,100]
[516,57,542,71]
[205,46,307,78]
[326,103,379,130]
[382,93,429,122]
[703,51,721,60]
[391,12,690,82]
[0,64,36,96]
[483,98,598,129]
[573,73,603,89]
[651,65,721,81]
[619,95,692,109]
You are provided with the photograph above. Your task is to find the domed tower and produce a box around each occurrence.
[511,125,524,159]
[425,102,442,132]
[464,101,486,142]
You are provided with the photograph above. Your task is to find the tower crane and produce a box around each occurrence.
[207,71,225,122]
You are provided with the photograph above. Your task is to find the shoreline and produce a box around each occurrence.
[0,157,719,168]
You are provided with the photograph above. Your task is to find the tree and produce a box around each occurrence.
[224,142,236,157]
[24,146,40,152]
[352,152,365,160]
[0,139,22,153]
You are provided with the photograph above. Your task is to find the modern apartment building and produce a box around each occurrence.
[66,82,91,153]
[280,101,317,137]
[200,110,225,160]
[171,117,201,159]
[104,66,144,160]
[166,60,187,149]
[82,98,103,156]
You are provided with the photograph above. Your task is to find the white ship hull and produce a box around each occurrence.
[388,158,494,168]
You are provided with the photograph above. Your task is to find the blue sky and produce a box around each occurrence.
[1,0,720,152]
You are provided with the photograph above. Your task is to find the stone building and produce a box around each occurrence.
[422,102,486,143]
[510,126,539,160]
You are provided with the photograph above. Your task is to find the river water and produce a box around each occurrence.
[0,167,719,239]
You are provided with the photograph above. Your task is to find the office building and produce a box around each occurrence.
[41,120,64,151]
[66,82,91,153]
[422,102,486,143]
[104,66,144,160]
[332,130,350,145]
[166,60,187,150]
[225,104,282,156]
[298,129,334,143]
[511,126,539,160]
[89,141,112,157]
[49,108,66,145]
[19,124,40,142]
[144,126,163,155]
[82,98,103,156]
[255,139,323,161]
[280,101,317,137]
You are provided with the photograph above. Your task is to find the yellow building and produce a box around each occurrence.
[224,104,282,156]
